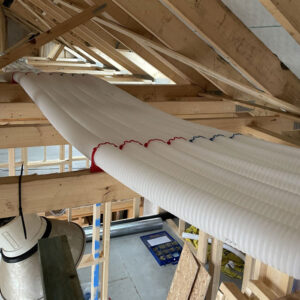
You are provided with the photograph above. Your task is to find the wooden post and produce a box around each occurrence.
[101,201,112,300]
[207,238,223,300]
[0,7,6,53]
[242,255,255,293]
[68,144,73,171]
[197,230,208,265]
[178,219,185,237]
[38,235,84,300]
[59,145,65,173]
[8,148,15,176]
[43,146,47,162]
[91,203,101,300]
[133,197,140,218]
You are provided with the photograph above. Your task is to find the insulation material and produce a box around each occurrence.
[12,72,300,279]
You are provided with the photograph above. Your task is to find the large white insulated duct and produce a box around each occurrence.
[0,214,85,300]
[9,72,300,279]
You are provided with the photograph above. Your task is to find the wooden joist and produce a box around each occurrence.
[0,116,282,149]
[0,2,106,69]
[259,0,300,46]
[0,101,238,123]
[0,169,138,218]
[0,83,204,103]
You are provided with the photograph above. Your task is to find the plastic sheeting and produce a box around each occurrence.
[13,72,300,278]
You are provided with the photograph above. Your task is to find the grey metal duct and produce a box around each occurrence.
[84,217,163,242]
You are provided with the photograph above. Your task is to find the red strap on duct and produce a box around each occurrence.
[90,137,186,173]
[90,142,118,173]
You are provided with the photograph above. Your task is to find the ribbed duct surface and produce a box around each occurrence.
[12,72,300,279]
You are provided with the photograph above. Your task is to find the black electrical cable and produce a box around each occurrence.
[19,164,27,239]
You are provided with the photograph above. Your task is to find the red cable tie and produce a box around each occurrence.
[90,142,118,173]
[167,137,186,145]
[144,138,167,148]
[119,140,143,150]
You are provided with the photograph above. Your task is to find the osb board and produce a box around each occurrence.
[189,264,211,300]
[167,243,199,300]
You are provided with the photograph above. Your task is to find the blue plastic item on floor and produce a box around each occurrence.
[140,231,182,266]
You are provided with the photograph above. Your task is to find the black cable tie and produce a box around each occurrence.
[18,164,27,239]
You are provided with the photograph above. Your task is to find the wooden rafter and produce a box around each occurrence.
[259,0,300,46]
[0,170,138,218]
[26,0,148,75]
[159,0,300,105]
[0,2,107,69]
[109,0,271,100]
[94,17,300,114]
[57,0,212,87]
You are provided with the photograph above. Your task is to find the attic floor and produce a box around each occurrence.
[78,222,242,300]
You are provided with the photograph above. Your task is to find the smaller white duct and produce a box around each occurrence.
[0,214,46,257]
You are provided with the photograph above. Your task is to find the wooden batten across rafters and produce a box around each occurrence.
[0,2,107,68]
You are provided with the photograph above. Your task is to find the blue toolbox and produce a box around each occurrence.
[140,231,182,266]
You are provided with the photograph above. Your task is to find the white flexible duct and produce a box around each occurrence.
[11,72,300,278]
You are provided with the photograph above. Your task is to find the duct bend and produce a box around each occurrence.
[0,214,85,300]
[0,214,47,257]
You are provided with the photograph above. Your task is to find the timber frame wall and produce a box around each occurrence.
[1,0,300,299]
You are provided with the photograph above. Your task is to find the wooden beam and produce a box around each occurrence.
[47,43,65,60]
[242,125,300,147]
[38,235,84,300]
[0,124,67,148]
[95,17,300,114]
[207,238,223,300]
[259,0,300,46]
[0,83,204,103]
[0,2,106,68]
[159,0,300,104]
[248,280,278,300]
[219,282,248,300]
[0,6,6,52]
[0,114,279,148]
[0,101,238,123]
[0,169,138,218]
